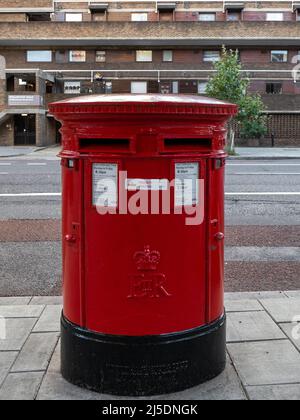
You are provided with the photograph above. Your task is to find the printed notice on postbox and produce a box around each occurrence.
[92,163,118,207]
[175,162,199,206]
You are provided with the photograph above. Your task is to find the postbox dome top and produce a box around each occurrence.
[49,94,237,118]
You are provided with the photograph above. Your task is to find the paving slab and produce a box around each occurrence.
[0,318,37,351]
[11,332,60,373]
[33,305,62,333]
[0,305,44,318]
[37,343,246,401]
[227,340,300,386]
[285,291,300,298]
[260,298,300,323]
[279,323,300,351]
[0,372,44,400]
[30,296,62,306]
[246,384,300,400]
[225,299,263,312]
[227,311,285,343]
[225,291,287,301]
[0,352,18,387]
[0,297,31,306]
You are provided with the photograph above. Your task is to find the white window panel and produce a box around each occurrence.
[271,50,288,63]
[131,13,148,21]
[266,13,283,21]
[69,50,86,62]
[199,13,216,21]
[163,50,173,62]
[64,81,81,94]
[131,82,147,94]
[96,51,106,62]
[198,82,208,94]
[136,50,152,62]
[172,81,179,94]
[203,51,220,62]
[65,13,83,22]
[27,50,52,62]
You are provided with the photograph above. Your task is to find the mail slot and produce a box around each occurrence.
[49,94,237,396]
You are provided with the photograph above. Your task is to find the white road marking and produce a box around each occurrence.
[226,192,300,196]
[0,193,61,197]
[228,173,300,175]
[0,173,8,175]
[228,163,300,166]
[0,163,12,166]
[27,163,47,166]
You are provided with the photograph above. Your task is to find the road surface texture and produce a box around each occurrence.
[0,154,299,295]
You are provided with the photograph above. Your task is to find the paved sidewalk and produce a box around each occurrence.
[233,147,300,159]
[0,291,299,400]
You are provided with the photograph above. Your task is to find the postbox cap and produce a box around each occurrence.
[49,94,237,117]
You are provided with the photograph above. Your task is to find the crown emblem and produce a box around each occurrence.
[134,245,160,271]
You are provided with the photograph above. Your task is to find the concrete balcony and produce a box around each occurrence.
[0,21,300,47]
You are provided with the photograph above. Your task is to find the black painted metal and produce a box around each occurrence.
[61,314,226,396]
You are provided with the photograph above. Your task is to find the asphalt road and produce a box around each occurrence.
[0,156,299,295]
[0,158,300,224]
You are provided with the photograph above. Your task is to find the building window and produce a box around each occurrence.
[198,13,216,21]
[271,50,288,63]
[163,50,173,62]
[203,51,220,62]
[131,82,147,94]
[131,13,148,21]
[266,83,283,94]
[266,13,283,21]
[96,51,106,63]
[27,50,52,62]
[65,13,83,22]
[136,51,152,62]
[64,81,81,94]
[172,81,179,94]
[69,51,86,62]
[198,82,208,94]
[227,12,241,21]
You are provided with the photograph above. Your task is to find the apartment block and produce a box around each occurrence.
[0,1,300,146]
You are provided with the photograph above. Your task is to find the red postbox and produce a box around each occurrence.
[49,94,237,396]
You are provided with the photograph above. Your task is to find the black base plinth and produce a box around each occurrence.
[61,314,226,396]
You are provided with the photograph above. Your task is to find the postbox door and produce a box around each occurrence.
[83,157,208,336]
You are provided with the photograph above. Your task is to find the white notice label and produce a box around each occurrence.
[126,179,169,191]
[175,162,199,206]
[92,163,118,207]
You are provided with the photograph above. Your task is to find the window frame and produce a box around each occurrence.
[26,50,52,63]
[65,13,83,22]
[131,81,148,94]
[271,50,288,63]
[136,50,153,62]
[95,50,106,63]
[203,50,221,63]
[198,13,216,22]
[266,12,284,21]
[69,50,87,63]
[131,13,148,22]
[163,50,173,62]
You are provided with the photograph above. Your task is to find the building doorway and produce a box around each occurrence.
[14,114,36,145]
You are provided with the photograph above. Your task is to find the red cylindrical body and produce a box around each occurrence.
[49,94,237,396]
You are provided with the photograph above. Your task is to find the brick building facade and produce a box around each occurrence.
[0,1,300,146]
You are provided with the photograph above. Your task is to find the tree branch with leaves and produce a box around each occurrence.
[205,47,267,152]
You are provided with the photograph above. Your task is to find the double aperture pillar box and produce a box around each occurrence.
[49,94,237,396]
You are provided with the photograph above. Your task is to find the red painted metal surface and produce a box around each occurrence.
[49,94,237,336]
